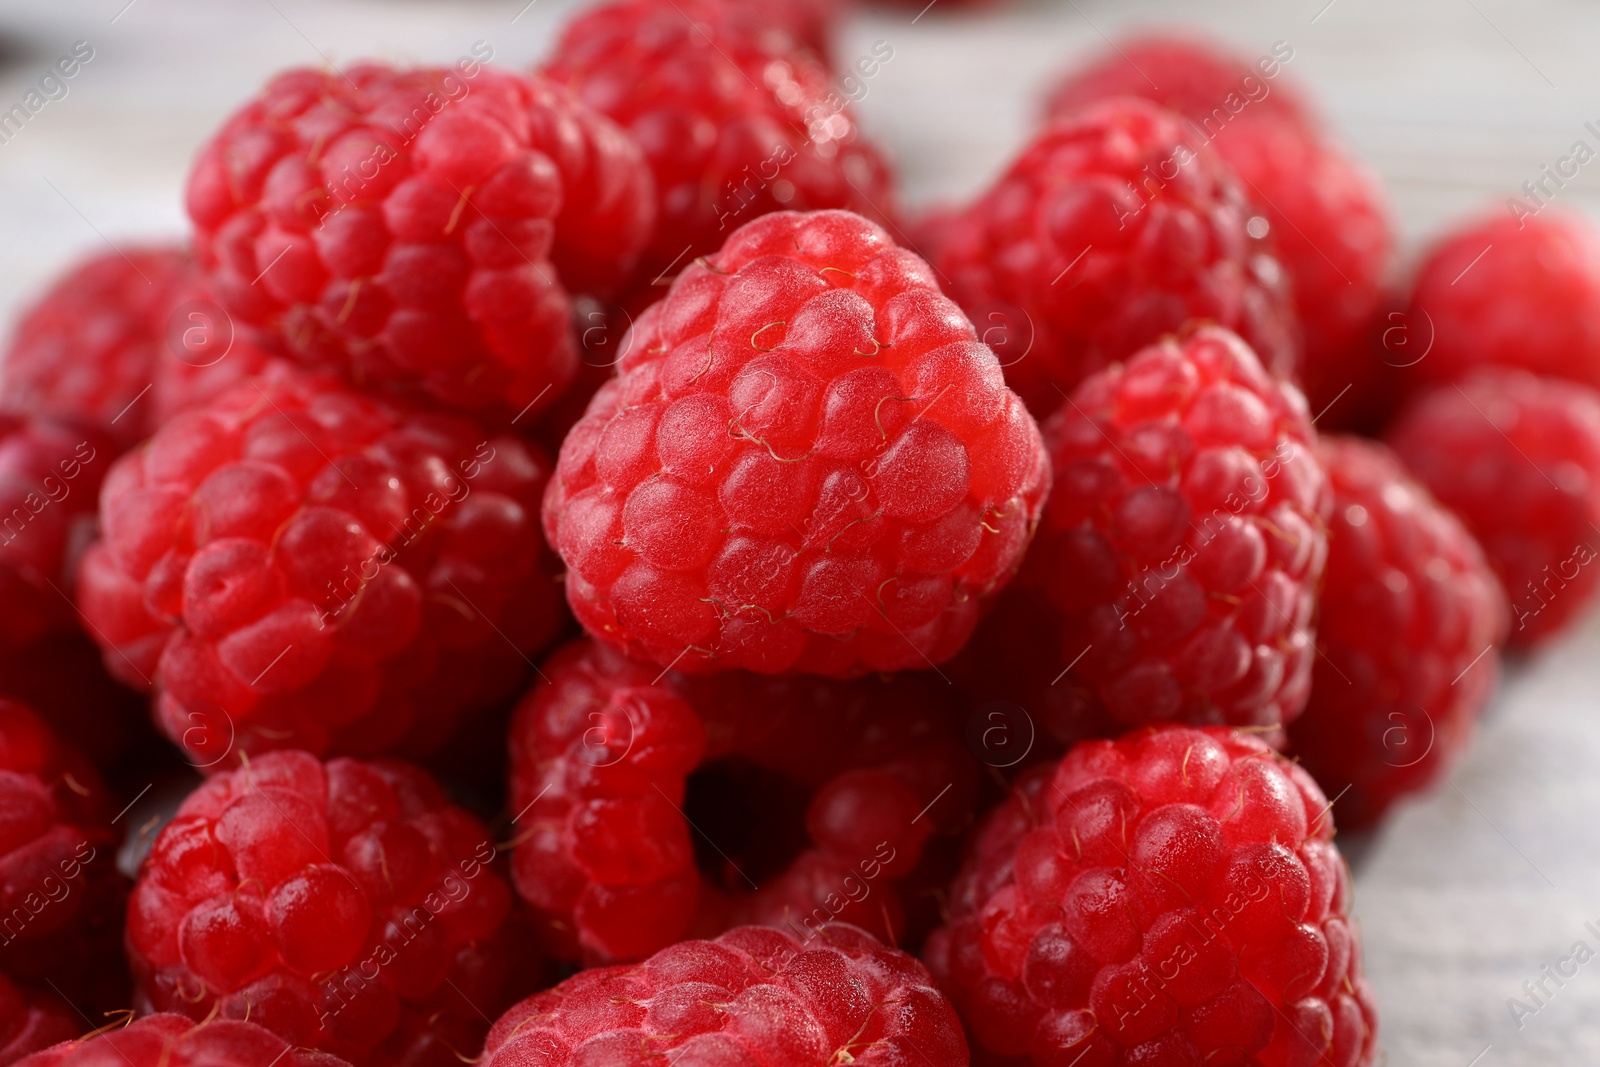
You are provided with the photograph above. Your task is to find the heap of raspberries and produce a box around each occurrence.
[17,10,1600,1067]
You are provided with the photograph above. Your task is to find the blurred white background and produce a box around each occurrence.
[0,0,1596,1062]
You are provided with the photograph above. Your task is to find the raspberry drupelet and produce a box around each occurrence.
[1045,36,1394,428]
[0,699,126,1013]
[186,61,654,419]
[1400,211,1600,394]
[481,923,968,1067]
[75,364,563,767]
[15,1014,350,1067]
[928,97,1298,415]
[0,975,76,1067]
[508,637,979,965]
[956,326,1329,748]
[544,0,897,308]
[925,725,1378,1067]
[542,209,1050,676]
[1388,368,1600,645]
[126,752,535,1067]
[1288,436,1507,828]
[0,415,113,657]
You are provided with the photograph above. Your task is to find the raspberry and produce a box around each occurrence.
[75,364,563,767]
[186,62,653,418]
[544,0,897,308]
[542,209,1050,675]
[481,922,967,1067]
[14,1014,350,1067]
[928,97,1297,414]
[957,327,1329,745]
[1043,34,1315,131]
[1045,39,1395,427]
[1400,211,1600,393]
[0,415,113,655]
[1387,368,1600,645]
[1287,436,1506,828]
[0,975,76,1067]
[1,248,277,446]
[925,725,1379,1066]
[127,751,535,1067]
[508,637,979,964]
[0,633,158,779]
[0,699,127,1013]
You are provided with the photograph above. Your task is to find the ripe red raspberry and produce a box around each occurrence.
[1,248,278,446]
[929,97,1297,414]
[0,975,76,1067]
[75,365,563,767]
[481,922,967,1067]
[0,415,113,656]
[1287,436,1507,828]
[186,62,654,418]
[1045,38,1396,427]
[1388,368,1600,645]
[1043,34,1315,131]
[14,1014,350,1067]
[0,699,126,1013]
[543,209,1049,676]
[1400,211,1600,393]
[127,751,535,1067]
[925,725,1379,1066]
[508,637,979,964]
[957,327,1329,747]
[544,0,897,308]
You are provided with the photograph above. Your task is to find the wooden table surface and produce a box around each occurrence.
[0,1,1596,1063]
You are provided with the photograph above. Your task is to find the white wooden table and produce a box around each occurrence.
[0,0,1596,1062]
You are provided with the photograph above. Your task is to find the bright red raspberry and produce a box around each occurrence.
[925,725,1379,1066]
[1043,34,1315,130]
[929,97,1297,414]
[75,364,563,767]
[127,751,536,1067]
[1045,38,1396,427]
[1,248,277,446]
[1400,211,1600,393]
[544,0,897,308]
[1287,436,1507,828]
[15,1014,349,1067]
[0,975,76,1067]
[958,327,1329,747]
[482,922,967,1067]
[543,209,1049,675]
[508,637,979,964]
[1388,368,1600,645]
[186,62,654,418]
[0,699,126,1013]
[0,415,113,656]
